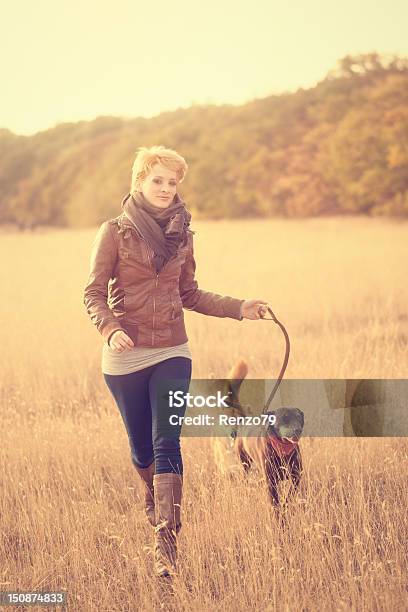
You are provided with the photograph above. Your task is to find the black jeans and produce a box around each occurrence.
[104,357,192,475]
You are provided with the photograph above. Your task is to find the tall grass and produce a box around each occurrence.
[1,218,407,610]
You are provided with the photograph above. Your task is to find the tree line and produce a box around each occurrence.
[1,53,408,229]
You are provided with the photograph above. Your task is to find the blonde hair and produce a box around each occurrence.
[131,145,188,192]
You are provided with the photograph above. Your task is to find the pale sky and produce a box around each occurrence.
[1,0,407,135]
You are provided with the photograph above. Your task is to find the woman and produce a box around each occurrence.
[83,145,268,579]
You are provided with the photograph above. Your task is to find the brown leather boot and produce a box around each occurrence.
[134,462,156,527]
[153,473,183,578]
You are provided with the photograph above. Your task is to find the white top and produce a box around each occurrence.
[102,341,192,375]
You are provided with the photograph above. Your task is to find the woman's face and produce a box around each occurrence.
[139,163,178,208]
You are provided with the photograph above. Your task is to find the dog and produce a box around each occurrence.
[225,360,304,506]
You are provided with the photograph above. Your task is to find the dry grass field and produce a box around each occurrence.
[1,217,408,611]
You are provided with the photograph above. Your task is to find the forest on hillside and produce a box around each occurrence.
[1,53,408,228]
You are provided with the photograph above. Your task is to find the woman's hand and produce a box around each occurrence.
[108,330,135,352]
[241,299,269,320]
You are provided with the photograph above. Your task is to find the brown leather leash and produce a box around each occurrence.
[260,305,290,412]
[227,305,291,433]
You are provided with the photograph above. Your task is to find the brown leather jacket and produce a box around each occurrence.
[83,212,244,347]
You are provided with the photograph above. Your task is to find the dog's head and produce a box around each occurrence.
[267,407,304,442]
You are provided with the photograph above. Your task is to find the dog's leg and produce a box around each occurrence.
[238,446,253,474]
[234,438,253,474]
[265,458,280,506]
[287,452,302,499]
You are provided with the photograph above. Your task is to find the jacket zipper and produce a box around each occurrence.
[143,242,159,345]
[170,295,175,319]
[152,273,158,345]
